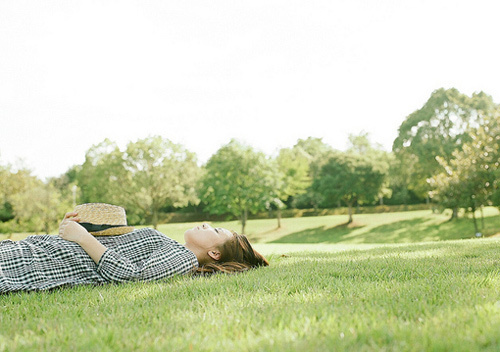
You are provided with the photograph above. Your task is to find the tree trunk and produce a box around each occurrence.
[347,203,353,224]
[152,208,159,229]
[241,208,248,234]
[480,206,485,230]
[277,208,282,229]
[379,196,383,206]
[450,207,458,220]
[471,205,479,235]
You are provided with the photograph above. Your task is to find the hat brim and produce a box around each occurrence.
[90,226,135,236]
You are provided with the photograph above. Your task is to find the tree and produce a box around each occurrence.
[347,131,378,155]
[200,140,276,234]
[50,165,81,208]
[386,153,418,205]
[75,137,200,228]
[429,106,500,232]
[347,132,391,205]
[123,136,200,228]
[0,165,39,232]
[292,137,335,209]
[429,143,493,232]
[77,139,127,205]
[0,159,72,234]
[313,153,385,223]
[0,160,13,222]
[11,182,69,234]
[428,99,500,221]
[274,146,311,227]
[393,88,497,199]
[474,111,500,207]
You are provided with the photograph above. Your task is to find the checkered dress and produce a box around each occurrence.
[0,228,198,293]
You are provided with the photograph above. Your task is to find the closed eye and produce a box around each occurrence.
[214,228,219,233]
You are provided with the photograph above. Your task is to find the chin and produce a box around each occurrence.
[184,229,194,242]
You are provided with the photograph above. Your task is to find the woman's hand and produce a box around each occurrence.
[59,212,79,235]
[58,211,107,263]
[59,212,92,244]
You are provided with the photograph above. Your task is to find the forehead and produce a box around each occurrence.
[220,227,235,238]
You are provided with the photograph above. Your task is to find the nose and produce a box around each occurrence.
[202,223,210,229]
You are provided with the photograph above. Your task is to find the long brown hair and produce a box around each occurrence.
[194,232,269,275]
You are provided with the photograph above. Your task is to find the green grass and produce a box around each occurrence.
[151,207,500,245]
[2,239,500,351]
[3,207,500,244]
[2,209,500,351]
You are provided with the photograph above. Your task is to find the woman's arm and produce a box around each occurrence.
[96,239,197,282]
[59,212,107,264]
[60,214,196,282]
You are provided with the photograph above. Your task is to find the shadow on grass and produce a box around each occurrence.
[271,221,366,243]
[271,215,500,244]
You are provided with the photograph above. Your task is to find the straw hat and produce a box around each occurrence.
[74,203,135,236]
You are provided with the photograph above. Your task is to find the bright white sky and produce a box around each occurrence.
[1,0,499,180]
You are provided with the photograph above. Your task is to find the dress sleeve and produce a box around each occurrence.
[96,244,197,283]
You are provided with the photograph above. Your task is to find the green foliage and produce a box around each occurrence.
[347,131,392,203]
[291,137,335,209]
[272,146,312,227]
[77,139,127,205]
[10,182,70,234]
[200,140,277,233]
[478,112,500,206]
[431,147,490,215]
[3,86,500,233]
[0,160,74,233]
[429,108,500,223]
[347,131,381,154]
[275,146,311,204]
[51,165,81,205]
[0,162,14,222]
[0,165,68,233]
[123,136,200,228]
[386,153,422,205]
[74,137,200,228]
[393,88,498,198]
[313,153,385,222]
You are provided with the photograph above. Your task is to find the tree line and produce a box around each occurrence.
[1,87,499,235]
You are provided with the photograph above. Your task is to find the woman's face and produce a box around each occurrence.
[184,223,233,250]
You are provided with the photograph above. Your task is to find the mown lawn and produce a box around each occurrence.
[153,207,500,245]
[1,209,500,351]
[2,239,500,351]
[3,207,500,244]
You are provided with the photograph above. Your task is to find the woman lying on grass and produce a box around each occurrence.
[0,203,268,293]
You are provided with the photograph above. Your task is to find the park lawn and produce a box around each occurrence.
[2,209,500,351]
[152,207,500,244]
[1,238,500,351]
[2,207,500,244]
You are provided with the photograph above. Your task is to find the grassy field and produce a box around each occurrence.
[1,209,500,351]
[152,207,500,245]
[2,207,500,244]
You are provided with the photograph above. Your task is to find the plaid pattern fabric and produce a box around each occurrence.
[0,228,198,293]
